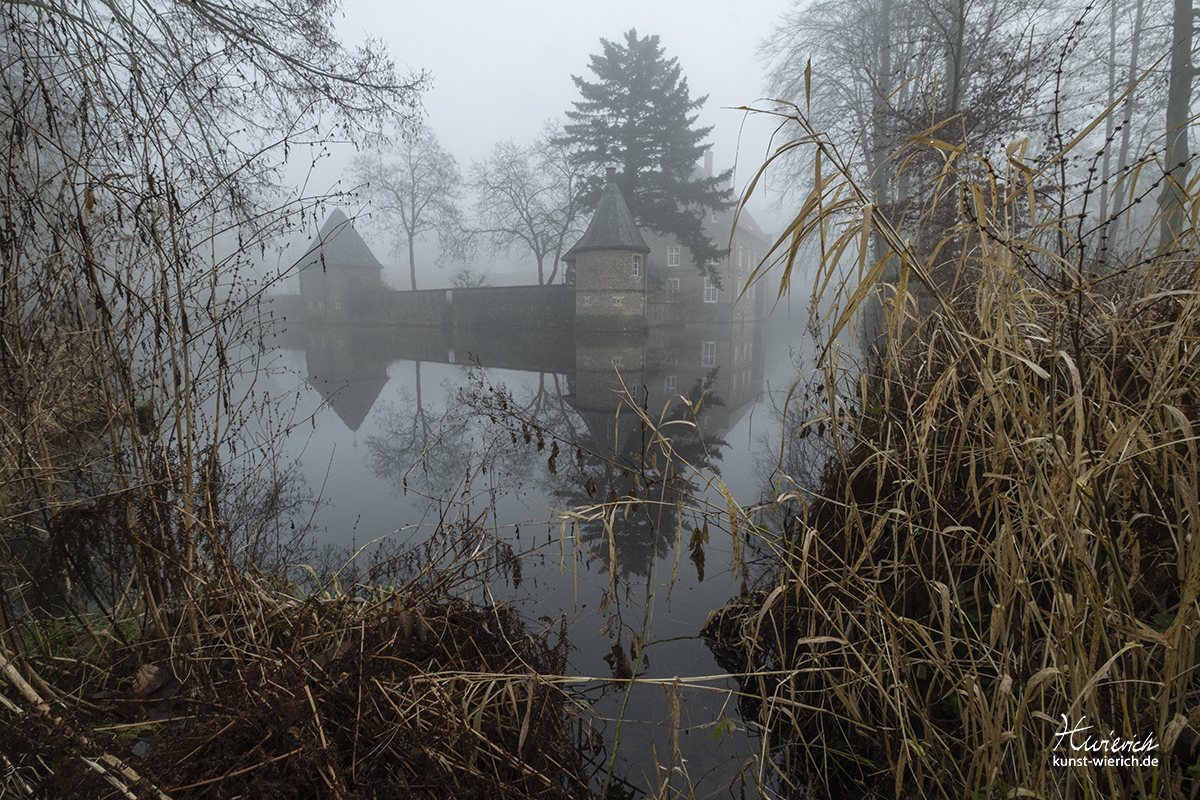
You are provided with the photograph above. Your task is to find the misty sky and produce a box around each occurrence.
[286,0,795,284]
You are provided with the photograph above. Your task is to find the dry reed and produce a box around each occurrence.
[712,97,1200,798]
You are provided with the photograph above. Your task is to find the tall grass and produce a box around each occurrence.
[717,96,1200,797]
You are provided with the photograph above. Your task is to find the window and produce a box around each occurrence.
[702,341,716,366]
[334,300,342,309]
[711,211,718,223]
[612,295,624,306]
[667,246,680,267]
[704,277,718,303]
[666,277,680,301]
[738,247,744,268]
[664,375,677,395]
[631,255,641,276]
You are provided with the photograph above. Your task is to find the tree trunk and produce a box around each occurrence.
[864,0,894,356]
[408,232,417,291]
[1114,0,1145,244]
[1098,0,1119,230]
[1158,0,1194,248]
[868,0,893,223]
[944,0,967,117]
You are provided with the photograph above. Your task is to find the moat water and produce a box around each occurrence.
[249,309,821,797]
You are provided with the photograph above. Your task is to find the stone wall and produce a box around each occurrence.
[294,284,576,330]
[450,285,575,330]
[349,288,448,326]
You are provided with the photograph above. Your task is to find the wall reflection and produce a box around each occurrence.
[282,317,766,577]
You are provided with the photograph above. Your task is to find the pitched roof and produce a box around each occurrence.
[296,210,384,272]
[562,170,649,264]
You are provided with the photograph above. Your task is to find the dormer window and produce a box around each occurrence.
[631,255,642,277]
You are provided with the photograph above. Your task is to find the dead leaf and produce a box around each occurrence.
[689,527,708,582]
[132,664,168,698]
[602,642,633,684]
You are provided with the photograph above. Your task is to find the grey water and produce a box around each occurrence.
[250,311,817,797]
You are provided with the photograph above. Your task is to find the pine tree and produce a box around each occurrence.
[561,29,733,269]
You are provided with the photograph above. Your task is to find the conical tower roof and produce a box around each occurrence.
[296,210,383,272]
[563,169,649,264]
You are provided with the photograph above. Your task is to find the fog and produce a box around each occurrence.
[274,0,793,290]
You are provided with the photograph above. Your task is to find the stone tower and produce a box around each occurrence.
[563,168,650,331]
[296,210,387,321]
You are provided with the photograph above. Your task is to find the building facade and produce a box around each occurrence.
[641,153,770,325]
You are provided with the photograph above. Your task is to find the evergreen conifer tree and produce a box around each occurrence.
[562,29,733,269]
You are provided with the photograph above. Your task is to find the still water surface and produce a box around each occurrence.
[255,312,814,797]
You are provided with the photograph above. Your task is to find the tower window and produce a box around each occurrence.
[631,255,641,276]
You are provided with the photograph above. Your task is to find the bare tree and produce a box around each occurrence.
[0,0,426,695]
[353,131,463,290]
[761,0,1055,205]
[470,122,586,285]
[1,0,425,519]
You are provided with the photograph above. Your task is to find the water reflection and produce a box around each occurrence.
[300,326,393,432]
[288,319,765,579]
[551,366,728,580]
[259,312,809,799]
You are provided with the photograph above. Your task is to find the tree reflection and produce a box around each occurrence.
[366,361,474,514]
[363,358,730,583]
[460,367,729,581]
[367,366,582,521]
[564,371,728,581]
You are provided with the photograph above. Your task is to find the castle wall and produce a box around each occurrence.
[297,283,576,330]
[451,284,575,330]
